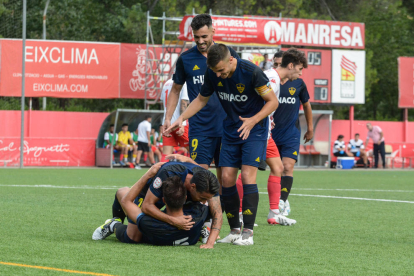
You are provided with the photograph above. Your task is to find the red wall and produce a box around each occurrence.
[0,110,108,138]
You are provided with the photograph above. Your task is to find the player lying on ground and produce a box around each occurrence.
[92,163,209,246]
[93,156,222,248]
[166,44,278,245]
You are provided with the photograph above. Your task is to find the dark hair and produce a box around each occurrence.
[263,53,268,57]
[338,135,344,140]
[273,51,284,59]
[145,115,152,120]
[207,43,230,68]
[355,133,360,136]
[162,176,186,210]
[190,14,212,31]
[121,123,128,127]
[109,124,114,127]
[191,168,220,195]
[281,48,308,68]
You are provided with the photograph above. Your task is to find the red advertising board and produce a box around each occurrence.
[0,138,95,167]
[398,57,414,108]
[179,16,365,49]
[120,43,180,99]
[0,39,120,98]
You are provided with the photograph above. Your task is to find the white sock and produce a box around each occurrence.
[271,209,280,214]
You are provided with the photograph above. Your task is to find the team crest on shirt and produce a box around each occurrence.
[191,152,197,160]
[153,177,162,189]
[236,83,245,93]
[289,87,296,95]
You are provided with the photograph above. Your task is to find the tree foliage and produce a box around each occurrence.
[0,0,413,120]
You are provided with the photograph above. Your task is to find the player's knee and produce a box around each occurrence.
[116,187,129,200]
[283,162,294,175]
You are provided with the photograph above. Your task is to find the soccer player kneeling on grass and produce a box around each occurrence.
[166,44,278,245]
[92,156,222,248]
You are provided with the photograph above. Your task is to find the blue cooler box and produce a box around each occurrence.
[337,157,355,169]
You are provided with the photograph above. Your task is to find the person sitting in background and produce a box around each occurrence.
[150,128,162,163]
[103,124,119,165]
[333,135,353,157]
[117,123,136,166]
[348,133,368,168]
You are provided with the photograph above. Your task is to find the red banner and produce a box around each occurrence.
[0,39,120,98]
[398,57,414,108]
[120,43,182,99]
[0,138,95,167]
[179,16,365,49]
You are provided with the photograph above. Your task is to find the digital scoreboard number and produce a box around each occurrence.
[282,48,332,103]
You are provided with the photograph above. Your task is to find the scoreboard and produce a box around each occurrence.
[282,48,332,104]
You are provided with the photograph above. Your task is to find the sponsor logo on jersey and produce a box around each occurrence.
[153,177,162,189]
[218,81,223,87]
[193,75,204,84]
[226,213,235,218]
[289,87,296,95]
[191,152,197,160]
[236,83,245,93]
[278,97,296,104]
[255,157,260,162]
[243,209,253,215]
[218,91,248,102]
[271,79,277,83]
[293,151,298,155]
[193,65,200,70]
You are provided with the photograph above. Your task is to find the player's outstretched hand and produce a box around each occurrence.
[303,129,314,143]
[145,162,166,178]
[171,215,195,230]
[164,118,183,137]
[176,125,185,136]
[200,243,214,249]
[237,116,256,140]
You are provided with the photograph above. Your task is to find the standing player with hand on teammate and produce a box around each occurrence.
[163,14,239,182]
[271,50,312,216]
[166,44,278,245]
[160,79,190,160]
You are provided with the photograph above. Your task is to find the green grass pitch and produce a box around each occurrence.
[1,168,414,275]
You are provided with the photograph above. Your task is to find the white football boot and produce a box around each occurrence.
[233,229,254,246]
[92,218,122,240]
[217,230,241,244]
[282,199,291,216]
[267,210,296,226]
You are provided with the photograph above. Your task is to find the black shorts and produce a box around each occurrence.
[334,152,348,157]
[137,142,149,152]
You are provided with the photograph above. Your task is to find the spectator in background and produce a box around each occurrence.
[348,133,368,168]
[365,123,386,168]
[103,124,119,166]
[149,128,162,163]
[333,135,354,157]
[135,116,154,169]
[117,123,135,166]
[259,53,272,71]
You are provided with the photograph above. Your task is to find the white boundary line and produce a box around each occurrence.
[258,192,414,204]
[2,184,414,204]
[259,187,414,193]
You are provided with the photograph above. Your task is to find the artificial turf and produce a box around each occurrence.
[0,168,413,275]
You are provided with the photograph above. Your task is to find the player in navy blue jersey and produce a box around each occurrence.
[163,14,240,180]
[271,50,313,216]
[92,157,222,249]
[166,44,278,246]
[92,163,209,246]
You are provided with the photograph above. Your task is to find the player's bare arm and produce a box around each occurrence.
[165,154,199,165]
[163,83,184,132]
[141,189,195,230]
[302,101,314,143]
[238,88,278,140]
[200,196,222,249]
[164,94,210,135]
[120,162,165,223]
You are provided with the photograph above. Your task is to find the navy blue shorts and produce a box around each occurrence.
[276,139,300,161]
[219,140,267,168]
[189,136,221,166]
